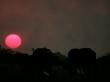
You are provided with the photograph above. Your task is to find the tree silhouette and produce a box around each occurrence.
[26,48,54,81]
[97,54,110,81]
[0,46,98,82]
[80,48,96,80]
[67,48,96,81]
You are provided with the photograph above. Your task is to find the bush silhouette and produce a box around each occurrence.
[0,46,97,82]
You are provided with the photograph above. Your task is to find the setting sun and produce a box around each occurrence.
[5,34,22,49]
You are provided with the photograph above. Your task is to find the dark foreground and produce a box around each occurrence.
[0,47,109,82]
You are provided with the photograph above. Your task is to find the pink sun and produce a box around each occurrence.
[5,34,22,49]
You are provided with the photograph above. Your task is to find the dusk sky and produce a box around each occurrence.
[0,0,110,57]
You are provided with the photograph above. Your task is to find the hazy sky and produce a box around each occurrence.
[0,0,110,57]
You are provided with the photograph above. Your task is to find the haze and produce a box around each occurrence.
[0,0,110,57]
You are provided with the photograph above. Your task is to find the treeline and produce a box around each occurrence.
[0,46,108,82]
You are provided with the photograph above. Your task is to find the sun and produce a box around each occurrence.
[5,34,22,49]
